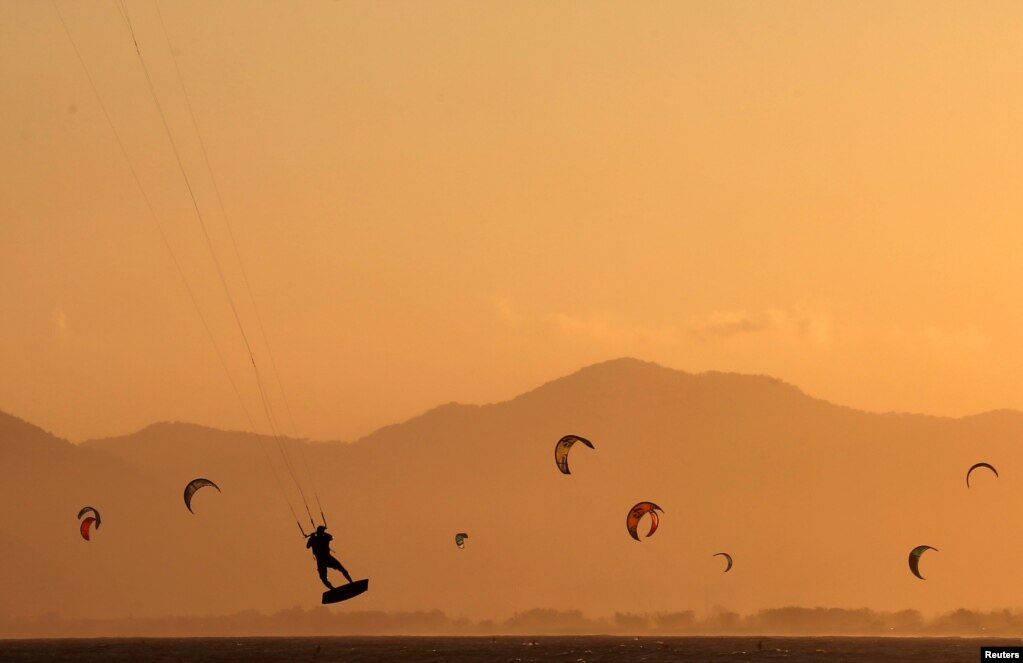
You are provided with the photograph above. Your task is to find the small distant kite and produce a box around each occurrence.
[454,532,469,549]
[183,478,221,513]
[554,435,595,475]
[79,516,97,541]
[77,506,101,529]
[966,462,998,488]
[626,501,663,541]
[713,552,733,573]
[908,545,938,580]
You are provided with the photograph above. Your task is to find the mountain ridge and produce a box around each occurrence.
[6,358,1014,451]
[4,357,1023,622]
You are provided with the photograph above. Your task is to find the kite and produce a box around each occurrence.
[966,462,998,488]
[626,502,663,541]
[908,545,937,580]
[80,516,97,541]
[554,435,595,475]
[183,478,221,513]
[77,506,101,529]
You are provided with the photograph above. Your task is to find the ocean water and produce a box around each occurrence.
[0,635,1014,661]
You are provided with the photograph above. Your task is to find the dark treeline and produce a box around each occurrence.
[4,607,1023,638]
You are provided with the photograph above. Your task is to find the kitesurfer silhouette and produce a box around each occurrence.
[306,525,354,589]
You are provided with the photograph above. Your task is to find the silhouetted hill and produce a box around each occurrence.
[83,421,312,491]
[0,410,158,618]
[0,410,72,456]
[4,358,1023,625]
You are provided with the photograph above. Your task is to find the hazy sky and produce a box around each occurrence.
[1,1,1020,443]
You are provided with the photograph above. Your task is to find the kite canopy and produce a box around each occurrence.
[554,435,595,475]
[77,506,101,529]
[183,478,221,513]
[713,552,733,573]
[79,516,96,541]
[626,501,663,541]
[455,532,469,549]
[966,462,998,488]
[908,545,937,580]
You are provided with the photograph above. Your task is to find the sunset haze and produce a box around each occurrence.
[1,0,1021,638]
[2,1,1020,443]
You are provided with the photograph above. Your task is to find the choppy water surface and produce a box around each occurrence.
[0,635,1013,661]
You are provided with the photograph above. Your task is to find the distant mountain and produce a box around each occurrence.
[4,358,1023,624]
[0,410,73,456]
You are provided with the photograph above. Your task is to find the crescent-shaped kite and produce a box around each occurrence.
[554,435,595,475]
[966,462,998,488]
[626,501,663,541]
[80,516,96,541]
[455,532,469,549]
[183,478,221,513]
[908,545,937,580]
[713,552,733,573]
[77,506,101,529]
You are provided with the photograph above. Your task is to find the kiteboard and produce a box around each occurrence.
[322,578,369,605]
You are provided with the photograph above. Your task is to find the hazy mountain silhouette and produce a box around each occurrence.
[4,358,1023,623]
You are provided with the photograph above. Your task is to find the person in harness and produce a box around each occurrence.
[306,525,354,589]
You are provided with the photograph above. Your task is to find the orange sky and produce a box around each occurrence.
[1,1,1021,443]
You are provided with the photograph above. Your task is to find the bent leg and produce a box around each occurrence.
[327,555,354,583]
[316,561,334,589]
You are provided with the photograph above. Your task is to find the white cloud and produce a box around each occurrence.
[539,306,835,354]
[547,311,677,348]
[687,307,832,345]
